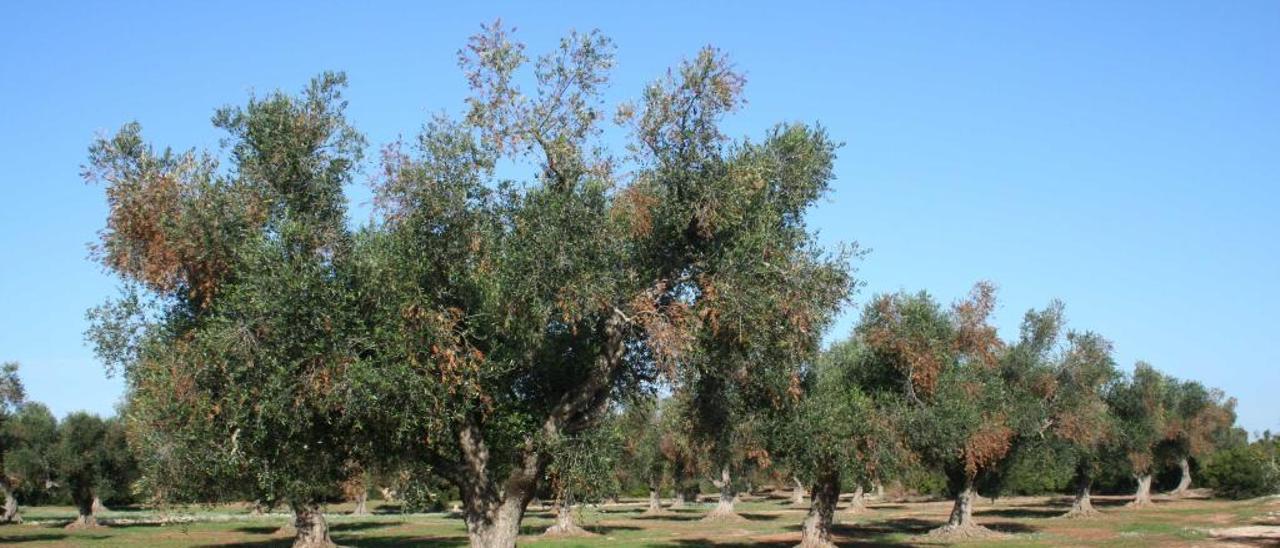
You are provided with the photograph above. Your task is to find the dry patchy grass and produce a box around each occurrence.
[0,492,1276,547]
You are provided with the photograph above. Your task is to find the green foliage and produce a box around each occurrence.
[4,402,57,503]
[768,339,904,490]
[53,413,110,509]
[86,72,367,509]
[544,424,624,505]
[1106,362,1171,476]
[1201,442,1280,499]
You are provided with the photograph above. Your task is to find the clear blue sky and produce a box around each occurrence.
[2,1,1277,434]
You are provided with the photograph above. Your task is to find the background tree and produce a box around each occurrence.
[540,423,622,536]
[94,417,139,510]
[656,394,703,508]
[53,412,109,529]
[0,362,26,522]
[3,403,58,514]
[855,284,1014,538]
[1044,331,1119,517]
[1106,362,1170,508]
[1201,435,1279,499]
[86,72,367,548]
[769,339,903,548]
[616,398,668,514]
[1159,379,1237,496]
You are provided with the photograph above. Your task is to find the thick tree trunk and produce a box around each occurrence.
[91,496,109,514]
[1170,457,1192,496]
[703,465,743,521]
[543,497,592,537]
[1062,474,1098,518]
[927,479,992,538]
[290,503,337,548]
[1,480,20,524]
[1127,474,1154,508]
[844,484,865,516]
[464,495,524,547]
[791,476,806,506]
[457,310,628,548]
[670,490,686,509]
[797,471,839,548]
[873,480,884,500]
[65,495,99,529]
[644,481,663,514]
[350,492,369,516]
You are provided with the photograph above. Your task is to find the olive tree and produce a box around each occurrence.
[769,339,903,548]
[85,72,366,547]
[1106,362,1170,508]
[1045,331,1119,517]
[352,22,851,546]
[0,362,26,522]
[855,284,1016,538]
[53,412,111,528]
[1159,379,1236,496]
[540,423,622,536]
[2,402,57,518]
[616,398,668,514]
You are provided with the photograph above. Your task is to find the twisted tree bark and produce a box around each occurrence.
[290,503,337,548]
[1127,474,1154,507]
[702,465,743,521]
[0,479,20,524]
[797,471,839,548]
[790,476,806,506]
[1169,457,1192,496]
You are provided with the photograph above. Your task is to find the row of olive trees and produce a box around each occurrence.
[0,363,138,527]
[603,287,1243,547]
[83,21,852,548]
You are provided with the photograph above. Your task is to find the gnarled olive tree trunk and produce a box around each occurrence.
[65,492,99,530]
[454,313,626,547]
[797,471,839,548]
[543,496,591,537]
[350,492,369,516]
[1169,457,1192,496]
[644,477,663,514]
[927,478,991,538]
[844,484,865,516]
[1,479,20,524]
[290,503,337,548]
[790,476,806,506]
[1063,472,1098,518]
[703,465,742,521]
[1127,474,1153,508]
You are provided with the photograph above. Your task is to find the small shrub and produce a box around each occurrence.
[1201,445,1279,499]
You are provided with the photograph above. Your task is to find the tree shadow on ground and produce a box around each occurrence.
[597,507,644,515]
[585,524,642,534]
[231,525,279,534]
[849,516,936,536]
[977,507,1063,518]
[661,540,792,548]
[0,533,71,544]
[633,512,702,521]
[984,521,1039,534]
[331,521,403,532]
[373,504,403,514]
[739,512,783,521]
[199,534,467,548]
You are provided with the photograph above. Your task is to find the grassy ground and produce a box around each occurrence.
[0,491,1276,546]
